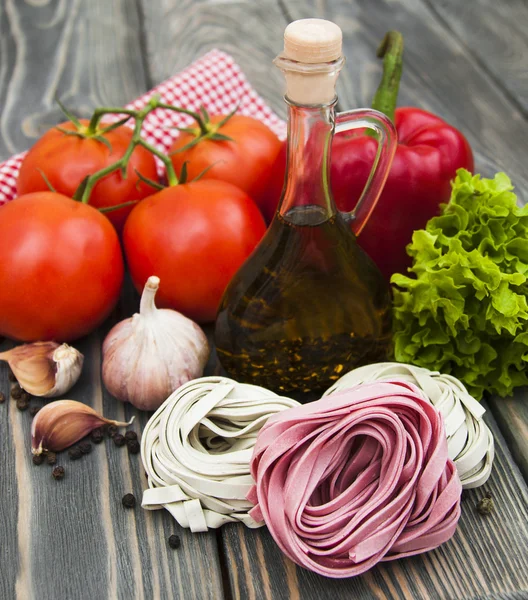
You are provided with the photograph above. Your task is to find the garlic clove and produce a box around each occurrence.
[46,343,84,398]
[31,399,133,455]
[102,275,210,411]
[0,341,84,398]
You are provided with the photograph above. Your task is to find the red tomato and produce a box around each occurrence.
[169,115,281,213]
[17,119,158,232]
[123,180,266,323]
[0,192,124,342]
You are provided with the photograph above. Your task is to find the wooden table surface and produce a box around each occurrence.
[1,1,527,599]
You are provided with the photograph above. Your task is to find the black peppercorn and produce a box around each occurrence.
[476,492,494,516]
[20,391,31,403]
[107,425,118,438]
[29,406,40,417]
[127,439,140,455]
[168,535,181,550]
[125,431,138,442]
[11,385,23,400]
[47,452,57,465]
[16,398,29,411]
[0,392,5,404]
[68,446,83,460]
[52,466,65,480]
[8,371,17,383]
[91,428,104,444]
[32,454,44,466]
[113,434,126,447]
[79,441,92,455]
[122,493,136,509]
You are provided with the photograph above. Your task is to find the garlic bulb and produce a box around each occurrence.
[102,276,210,411]
[0,342,84,397]
[32,399,133,455]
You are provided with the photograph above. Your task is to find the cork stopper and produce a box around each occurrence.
[276,19,344,105]
[284,19,342,64]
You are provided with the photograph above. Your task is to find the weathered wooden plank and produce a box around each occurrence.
[0,306,225,600]
[139,0,356,120]
[139,0,289,118]
[283,0,528,203]
[0,0,226,596]
[98,283,226,600]
[0,348,18,600]
[488,391,528,483]
[425,0,528,114]
[220,407,528,599]
[0,0,149,160]
[0,338,116,600]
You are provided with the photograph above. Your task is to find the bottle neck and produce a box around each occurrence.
[279,100,336,224]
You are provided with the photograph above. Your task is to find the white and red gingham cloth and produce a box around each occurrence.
[0,50,286,205]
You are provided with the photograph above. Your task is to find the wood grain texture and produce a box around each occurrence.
[0,311,225,600]
[488,391,528,483]
[283,0,528,203]
[0,354,18,600]
[425,0,528,114]
[0,0,149,160]
[139,0,355,120]
[139,0,289,118]
[220,407,528,600]
[0,1,225,594]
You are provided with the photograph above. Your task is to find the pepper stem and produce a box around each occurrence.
[370,31,404,123]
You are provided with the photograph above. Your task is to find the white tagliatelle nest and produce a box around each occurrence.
[141,376,299,532]
[324,362,495,489]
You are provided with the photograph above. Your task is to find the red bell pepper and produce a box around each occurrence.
[261,31,474,279]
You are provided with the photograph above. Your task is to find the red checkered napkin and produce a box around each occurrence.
[0,49,286,206]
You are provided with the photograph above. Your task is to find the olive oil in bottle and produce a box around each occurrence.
[215,19,397,396]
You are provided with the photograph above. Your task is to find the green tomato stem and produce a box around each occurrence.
[98,200,139,213]
[78,95,192,204]
[86,108,138,136]
[80,103,155,203]
[155,102,208,135]
[79,160,124,204]
[137,139,179,187]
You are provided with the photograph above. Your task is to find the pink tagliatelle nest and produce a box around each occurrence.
[247,380,462,578]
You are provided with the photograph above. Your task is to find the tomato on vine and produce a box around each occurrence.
[169,107,282,215]
[17,102,158,233]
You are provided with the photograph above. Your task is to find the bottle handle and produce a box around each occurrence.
[334,108,397,235]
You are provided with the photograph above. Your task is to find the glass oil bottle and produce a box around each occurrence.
[215,19,397,396]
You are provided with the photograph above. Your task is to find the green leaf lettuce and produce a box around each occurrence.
[391,169,528,399]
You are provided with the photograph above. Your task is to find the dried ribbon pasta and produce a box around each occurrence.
[141,376,299,532]
[248,380,462,578]
[324,363,494,488]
